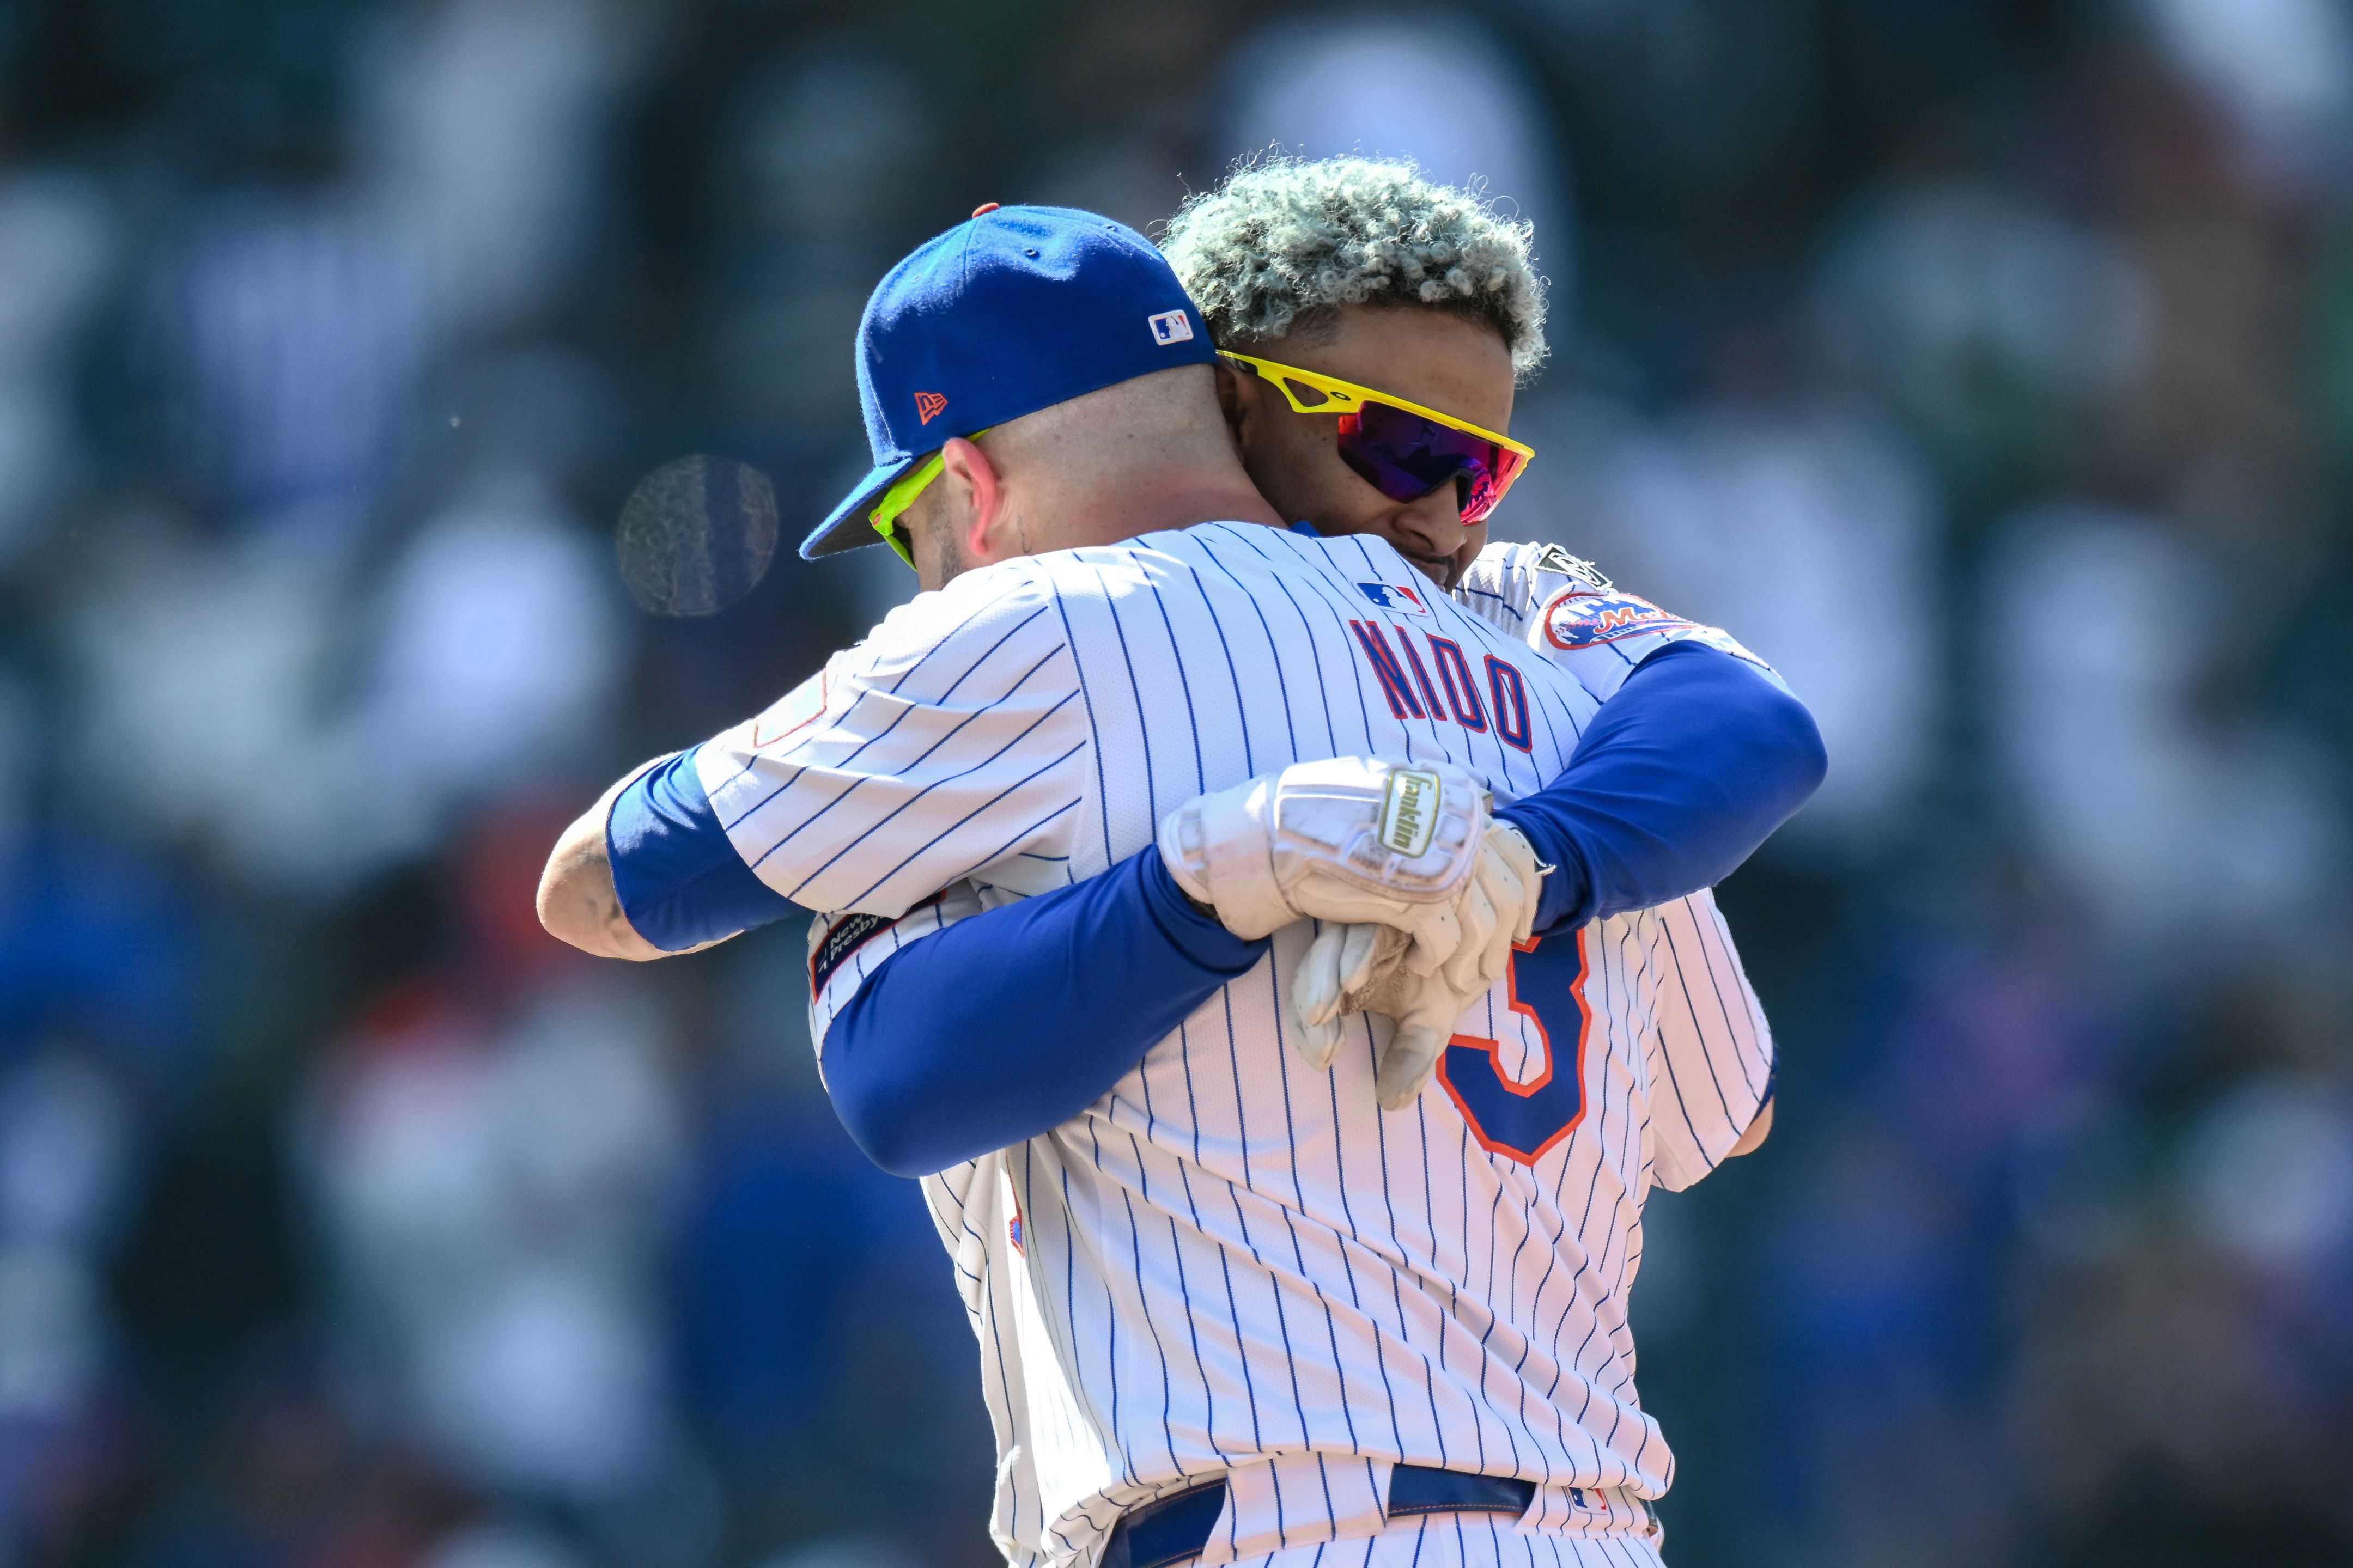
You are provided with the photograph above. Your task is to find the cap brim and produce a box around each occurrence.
[800,454,917,559]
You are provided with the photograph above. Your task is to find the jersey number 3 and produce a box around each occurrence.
[1436,931,1592,1166]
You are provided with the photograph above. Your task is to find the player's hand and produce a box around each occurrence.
[1157,757,1486,944]
[1291,823,1546,1105]
[1294,936,1482,1108]
[1410,821,1543,996]
[1291,822,1543,1037]
[1372,967,1485,1111]
[1292,921,1409,1070]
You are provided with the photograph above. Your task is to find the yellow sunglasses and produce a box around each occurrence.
[870,428,995,568]
[1222,351,1533,524]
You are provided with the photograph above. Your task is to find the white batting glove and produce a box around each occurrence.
[1373,968,1488,1112]
[1291,823,1547,1107]
[1156,757,1486,946]
[1291,922,1408,1070]
[1291,936,1483,1108]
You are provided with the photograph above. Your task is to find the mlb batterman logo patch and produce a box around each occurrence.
[1148,309,1194,345]
[1378,768,1442,858]
[1357,581,1431,615]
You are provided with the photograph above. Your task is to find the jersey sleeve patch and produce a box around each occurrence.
[1526,543,1614,593]
[1541,589,1697,650]
[807,889,952,997]
[809,910,895,998]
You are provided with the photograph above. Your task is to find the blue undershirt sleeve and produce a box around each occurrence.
[1497,642,1828,934]
[821,849,1268,1177]
[607,747,801,951]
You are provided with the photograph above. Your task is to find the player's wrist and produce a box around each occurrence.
[1135,847,1272,969]
[1156,776,1292,938]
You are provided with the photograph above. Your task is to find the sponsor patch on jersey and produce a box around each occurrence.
[1541,589,1695,651]
[807,889,949,998]
[809,910,894,998]
[1379,768,1442,858]
[750,671,827,749]
[1357,581,1431,615]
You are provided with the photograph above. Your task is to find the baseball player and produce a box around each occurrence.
[538,205,1823,1566]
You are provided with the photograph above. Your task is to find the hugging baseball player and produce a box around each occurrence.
[540,164,1825,1568]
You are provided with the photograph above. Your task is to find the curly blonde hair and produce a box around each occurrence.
[1161,156,1547,380]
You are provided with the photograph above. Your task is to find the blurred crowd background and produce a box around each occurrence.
[2,1,2351,1565]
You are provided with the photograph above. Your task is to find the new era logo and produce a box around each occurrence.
[1358,581,1430,615]
[1148,309,1194,345]
[914,390,948,424]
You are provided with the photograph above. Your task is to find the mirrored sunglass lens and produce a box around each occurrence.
[1460,448,1528,524]
[1338,404,1508,518]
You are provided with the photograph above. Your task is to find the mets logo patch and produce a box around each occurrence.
[1357,581,1431,615]
[1542,590,1694,650]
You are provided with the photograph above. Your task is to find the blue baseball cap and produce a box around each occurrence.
[800,204,1218,559]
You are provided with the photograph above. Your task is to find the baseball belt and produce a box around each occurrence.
[1102,1465,1538,1568]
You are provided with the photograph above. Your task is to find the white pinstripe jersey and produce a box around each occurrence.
[695,527,1774,1568]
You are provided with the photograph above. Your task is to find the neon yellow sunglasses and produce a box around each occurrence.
[1222,351,1533,524]
[870,428,994,568]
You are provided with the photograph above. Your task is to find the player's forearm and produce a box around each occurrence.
[821,849,1268,1177]
[1497,642,1827,932]
[542,754,749,962]
[599,747,804,951]
[539,759,679,960]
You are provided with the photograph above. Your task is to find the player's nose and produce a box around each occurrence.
[1385,487,1469,565]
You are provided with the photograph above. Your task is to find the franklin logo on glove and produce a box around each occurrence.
[1380,769,1440,858]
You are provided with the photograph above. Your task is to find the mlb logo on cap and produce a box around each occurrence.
[1358,581,1431,615]
[1148,309,1195,345]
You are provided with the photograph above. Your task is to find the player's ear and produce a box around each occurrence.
[1212,357,1251,438]
[938,435,1008,564]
